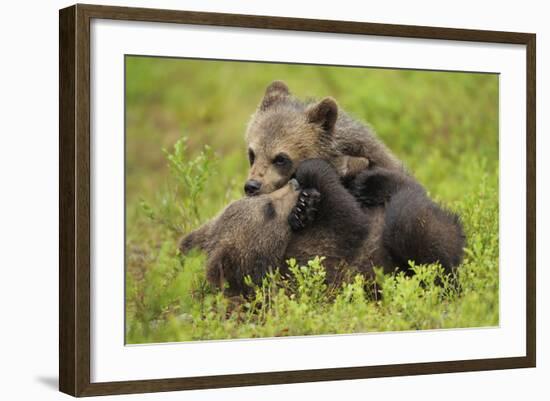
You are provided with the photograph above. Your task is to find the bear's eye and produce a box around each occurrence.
[248,148,255,166]
[263,201,276,220]
[273,153,290,167]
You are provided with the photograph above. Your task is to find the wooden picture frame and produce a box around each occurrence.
[59,3,536,397]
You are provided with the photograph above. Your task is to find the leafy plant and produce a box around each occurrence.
[138,136,216,235]
[125,59,499,343]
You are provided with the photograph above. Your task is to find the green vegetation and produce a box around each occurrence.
[125,56,499,343]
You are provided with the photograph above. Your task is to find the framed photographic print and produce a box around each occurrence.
[59,3,536,397]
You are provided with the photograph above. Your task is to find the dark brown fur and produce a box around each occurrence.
[179,180,300,297]
[244,81,401,195]
[180,160,465,297]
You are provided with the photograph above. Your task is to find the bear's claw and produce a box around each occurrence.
[289,188,321,231]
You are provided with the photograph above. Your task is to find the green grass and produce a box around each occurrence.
[125,56,499,343]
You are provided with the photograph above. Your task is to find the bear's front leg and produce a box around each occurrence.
[349,167,417,208]
[288,188,321,231]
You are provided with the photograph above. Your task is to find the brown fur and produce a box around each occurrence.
[180,160,465,297]
[244,81,402,195]
[179,180,300,297]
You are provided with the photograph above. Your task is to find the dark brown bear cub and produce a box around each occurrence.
[244,81,402,196]
[180,160,464,297]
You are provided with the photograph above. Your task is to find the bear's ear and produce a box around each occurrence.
[178,222,212,254]
[260,80,290,111]
[179,232,198,254]
[307,97,338,133]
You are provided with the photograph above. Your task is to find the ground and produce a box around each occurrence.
[124,57,499,343]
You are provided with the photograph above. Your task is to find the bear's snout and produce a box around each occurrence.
[244,179,262,196]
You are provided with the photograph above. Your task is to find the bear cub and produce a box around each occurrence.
[244,80,403,196]
[180,159,465,297]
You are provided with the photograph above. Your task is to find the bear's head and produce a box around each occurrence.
[244,81,340,196]
[179,178,301,296]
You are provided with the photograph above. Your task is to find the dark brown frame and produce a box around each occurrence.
[59,3,536,397]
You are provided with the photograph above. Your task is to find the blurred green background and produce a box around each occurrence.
[125,56,499,343]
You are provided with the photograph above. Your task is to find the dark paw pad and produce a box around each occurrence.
[288,189,321,231]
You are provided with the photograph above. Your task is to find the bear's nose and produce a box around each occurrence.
[244,180,262,196]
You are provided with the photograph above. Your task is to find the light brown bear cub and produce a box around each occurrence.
[244,81,402,196]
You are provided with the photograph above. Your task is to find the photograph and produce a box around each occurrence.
[124,56,499,344]
[56,3,536,396]
[0,0,545,397]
